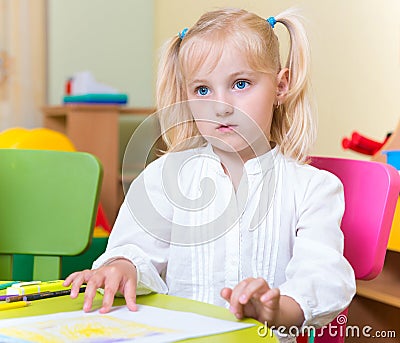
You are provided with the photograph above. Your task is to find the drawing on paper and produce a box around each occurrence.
[0,315,179,342]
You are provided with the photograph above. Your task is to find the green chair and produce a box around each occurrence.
[0,149,102,281]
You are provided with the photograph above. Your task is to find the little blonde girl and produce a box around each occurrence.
[65,8,355,342]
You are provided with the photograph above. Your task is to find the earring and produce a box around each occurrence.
[275,100,281,109]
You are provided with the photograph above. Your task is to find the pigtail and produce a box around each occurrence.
[156,36,204,152]
[156,36,184,150]
[272,9,316,163]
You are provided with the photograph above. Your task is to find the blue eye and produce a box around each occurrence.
[196,86,209,96]
[235,80,249,90]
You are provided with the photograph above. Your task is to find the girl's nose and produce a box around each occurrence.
[214,100,234,117]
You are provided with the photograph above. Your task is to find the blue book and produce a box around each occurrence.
[63,93,128,104]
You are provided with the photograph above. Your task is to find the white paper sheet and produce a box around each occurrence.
[0,304,254,342]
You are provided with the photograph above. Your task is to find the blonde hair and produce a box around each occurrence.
[156,8,316,162]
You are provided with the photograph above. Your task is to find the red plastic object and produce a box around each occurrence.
[351,132,383,154]
[95,203,112,233]
[341,137,374,155]
[342,131,389,156]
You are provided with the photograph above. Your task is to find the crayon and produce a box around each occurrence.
[10,281,41,288]
[6,287,86,303]
[5,292,51,303]
[7,280,70,296]
[0,301,29,311]
[0,281,21,290]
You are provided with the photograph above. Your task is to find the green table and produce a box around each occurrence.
[0,291,277,342]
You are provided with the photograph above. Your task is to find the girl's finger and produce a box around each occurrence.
[99,276,122,314]
[229,279,256,319]
[69,270,93,298]
[239,277,269,304]
[123,279,138,312]
[260,288,280,305]
[220,287,232,302]
[83,278,102,312]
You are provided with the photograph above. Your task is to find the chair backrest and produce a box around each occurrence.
[0,149,102,280]
[310,156,400,280]
[304,156,400,343]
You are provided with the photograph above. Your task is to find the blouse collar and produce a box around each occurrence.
[198,143,280,175]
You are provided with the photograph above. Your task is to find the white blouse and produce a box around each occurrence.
[93,144,356,339]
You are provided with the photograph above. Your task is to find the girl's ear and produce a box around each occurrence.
[276,68,289,103]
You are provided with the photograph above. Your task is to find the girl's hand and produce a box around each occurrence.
[63,258,138,314]
[220,277,280,324]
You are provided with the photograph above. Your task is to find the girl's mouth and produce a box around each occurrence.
[216,124,237,133]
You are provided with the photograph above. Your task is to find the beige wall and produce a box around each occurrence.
[48,0,154,107]
[154,0,400,157]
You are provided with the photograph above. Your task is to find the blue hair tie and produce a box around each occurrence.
[266,16,277,29]
[178,28,188,40]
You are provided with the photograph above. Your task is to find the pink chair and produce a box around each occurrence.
[296,157,400,343]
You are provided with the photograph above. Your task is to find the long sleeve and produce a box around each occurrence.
[278,170,356,328]
[92,157,172,295]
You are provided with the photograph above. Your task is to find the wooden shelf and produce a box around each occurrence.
[355,250,400,308]
[347,296,400,343]
[120,107,155,115]
[347,250,400,341]
[357,281,400,308]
